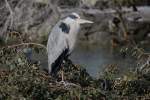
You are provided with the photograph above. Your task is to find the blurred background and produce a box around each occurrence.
[0,0,150,78]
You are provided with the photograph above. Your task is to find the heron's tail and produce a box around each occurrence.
[50,49,69,77]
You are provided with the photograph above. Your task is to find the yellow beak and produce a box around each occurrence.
[77,19,94,24]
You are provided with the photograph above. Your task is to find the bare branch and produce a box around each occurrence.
[6,42,47,50]
[5,0,14,28]
[1,16,10,35]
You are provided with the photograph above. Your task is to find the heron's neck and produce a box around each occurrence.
[67,23,80,52]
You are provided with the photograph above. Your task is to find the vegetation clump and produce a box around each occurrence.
[0,47,106,100]
[0,32,150,99]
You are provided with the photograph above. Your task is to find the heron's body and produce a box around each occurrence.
[47,17,80,75]
[47,13,93,76]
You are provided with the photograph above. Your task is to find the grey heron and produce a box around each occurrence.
[47,12,93,82]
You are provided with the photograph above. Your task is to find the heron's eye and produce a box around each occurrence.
[68,15,78,19]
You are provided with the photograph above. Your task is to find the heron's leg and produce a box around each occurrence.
[58,60,69,86]
[61,67,64,82]
[59,60,65,84]
[57,60,81,88]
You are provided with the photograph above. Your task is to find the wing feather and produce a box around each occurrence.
[47,21,69,74]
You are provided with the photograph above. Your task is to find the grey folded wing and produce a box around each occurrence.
[47,22,69,74]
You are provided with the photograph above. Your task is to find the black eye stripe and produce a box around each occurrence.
[59,22,70,34]
[68,15,78,19]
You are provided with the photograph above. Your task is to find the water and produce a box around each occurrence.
[70,44,136,78]
[31,43,136,78]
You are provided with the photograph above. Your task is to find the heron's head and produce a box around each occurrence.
[67,12,93,24]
